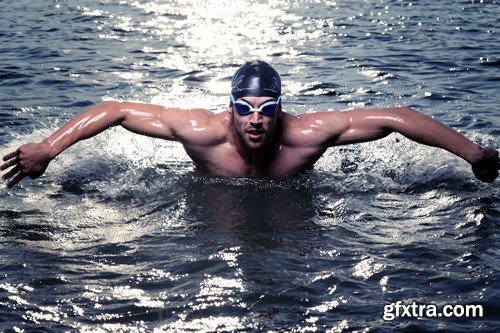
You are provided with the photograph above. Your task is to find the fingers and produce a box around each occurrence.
[2,150,19,162]
[1,151,19,171]
[1,164,25,188]
[7,171,26,188]
[0,156,18,171]
[2,165,21,180]
[1,150,24,188]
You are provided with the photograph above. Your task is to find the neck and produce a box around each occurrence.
[232,123,281,167]
[235,136,273,166]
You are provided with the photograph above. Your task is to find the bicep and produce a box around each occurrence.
[292,110,387,147]
[330,108,396,146]
[118,102,188,140]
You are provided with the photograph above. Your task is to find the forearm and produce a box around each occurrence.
[1,101,178,188]
[42,102,125,158]
[330,106,497,182]
[388,107,482,164]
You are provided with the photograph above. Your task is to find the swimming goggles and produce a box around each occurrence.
[230,95,281,116]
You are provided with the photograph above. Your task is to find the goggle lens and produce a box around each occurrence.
[231,96,281,116]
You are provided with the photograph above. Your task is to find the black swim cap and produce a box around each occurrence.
[231,60,281,100]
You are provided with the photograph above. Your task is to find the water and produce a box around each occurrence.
[1,0,499,331]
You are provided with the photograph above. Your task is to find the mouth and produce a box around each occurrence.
[246,129,265,141]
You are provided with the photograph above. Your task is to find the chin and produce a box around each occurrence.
[245,135,268,149]
[245,141,265,150]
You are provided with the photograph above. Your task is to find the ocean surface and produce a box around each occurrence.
[1,0,499,332]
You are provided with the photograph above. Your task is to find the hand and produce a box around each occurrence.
[1,142,53,188]
[471,147,499,183]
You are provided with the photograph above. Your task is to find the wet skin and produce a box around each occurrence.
[1,98,499,187]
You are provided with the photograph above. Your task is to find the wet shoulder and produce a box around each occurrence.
[174,108,229,146]
[279,111,348,148]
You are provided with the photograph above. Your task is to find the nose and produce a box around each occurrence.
[249,110,263,125]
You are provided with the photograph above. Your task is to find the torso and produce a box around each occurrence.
[186,141,326,178]
[176,111,331,178]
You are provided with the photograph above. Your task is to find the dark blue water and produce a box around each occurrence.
[1,0,499,332]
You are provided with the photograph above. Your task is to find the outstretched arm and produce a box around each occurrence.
[313,106,498,182]
[1,102,198,188]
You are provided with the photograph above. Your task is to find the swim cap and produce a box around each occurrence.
[231,60,281,100]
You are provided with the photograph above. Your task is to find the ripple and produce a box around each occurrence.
[1,0,499,332]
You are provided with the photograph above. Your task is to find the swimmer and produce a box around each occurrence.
[1,60,499,187]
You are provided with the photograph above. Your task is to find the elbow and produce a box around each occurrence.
[396,106,429,120]
[391,106,417,116]
[385,106,422,128]
[96,101,128,126]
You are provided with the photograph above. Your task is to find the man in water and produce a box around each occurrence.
[1,60,499,187]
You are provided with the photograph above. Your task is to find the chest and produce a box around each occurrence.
[184,142,325,178]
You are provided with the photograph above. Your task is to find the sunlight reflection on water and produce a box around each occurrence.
[1,0,499,332]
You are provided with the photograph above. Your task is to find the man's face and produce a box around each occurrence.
[230,96,281,150]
